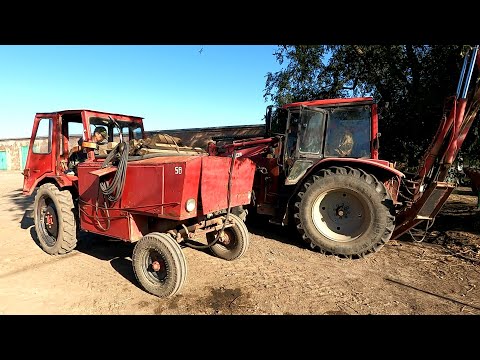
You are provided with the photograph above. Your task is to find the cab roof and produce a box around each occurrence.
[35,109,144,120]
[283,97,374,109]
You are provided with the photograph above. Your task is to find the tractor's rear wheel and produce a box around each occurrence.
[293,166,395,258]
[34,183,77,255]
[132,232,187,297]
[206,213,249,261]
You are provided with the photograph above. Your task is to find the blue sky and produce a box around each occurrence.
[0,45,281,139]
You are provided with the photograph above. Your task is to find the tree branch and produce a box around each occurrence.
[342,77,359,90]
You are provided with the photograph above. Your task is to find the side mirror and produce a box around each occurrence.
[265,106,273,137]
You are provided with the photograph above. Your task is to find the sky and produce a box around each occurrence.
[0,45,281,139]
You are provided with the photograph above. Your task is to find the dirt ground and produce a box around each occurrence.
[1,171,479,315]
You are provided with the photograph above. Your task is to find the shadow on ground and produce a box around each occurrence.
[246,214,310,250]
[21,202,238,294]
[76,235,141,290]
[23,206,141,290]
[9,187,35,214]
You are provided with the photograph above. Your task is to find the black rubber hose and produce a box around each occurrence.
[99,141,129,203]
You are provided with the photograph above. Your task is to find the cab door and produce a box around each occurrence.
[297,105,327,156]
[23,115,58,194]
[284,106,327,185]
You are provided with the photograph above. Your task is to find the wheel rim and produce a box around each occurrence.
[37,195,59,247]
[143,249,168,284]
[216,228,237,249]
[311,188,371,243]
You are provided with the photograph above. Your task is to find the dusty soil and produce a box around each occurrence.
[1,171,479,315]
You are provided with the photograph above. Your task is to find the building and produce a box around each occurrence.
[0,124,265,171]
[0,137,33,171]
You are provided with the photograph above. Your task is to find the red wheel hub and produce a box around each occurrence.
[152,260,162,271]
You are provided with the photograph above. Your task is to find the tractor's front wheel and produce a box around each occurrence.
[33,183,77,255]
[132,232,187,297]
[293,166,395,258]
[206,213,250,261]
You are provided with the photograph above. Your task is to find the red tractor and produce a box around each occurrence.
[23,110,255,297]
[208,46,480,258]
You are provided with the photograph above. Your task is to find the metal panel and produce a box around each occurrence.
[200,156,256,214]
[417,184,454,219]
[77,155,203,228]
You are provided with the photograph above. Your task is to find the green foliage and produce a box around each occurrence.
[264,45,479,167]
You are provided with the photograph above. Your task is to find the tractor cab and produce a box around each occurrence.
[23,109,144,195]
[266,97,379,180]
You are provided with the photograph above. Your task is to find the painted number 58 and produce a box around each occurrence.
[175,166,183,175]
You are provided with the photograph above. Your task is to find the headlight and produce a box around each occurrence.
[247,191,251,202]
[185,198,196,212]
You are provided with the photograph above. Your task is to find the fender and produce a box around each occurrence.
[23,172,76,195]
[285,157,404,186]
[281,157,404,225]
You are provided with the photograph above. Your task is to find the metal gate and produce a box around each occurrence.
[21,145,29,171]
[0,151,7,170]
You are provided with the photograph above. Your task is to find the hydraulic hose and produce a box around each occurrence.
[99,141,129,203]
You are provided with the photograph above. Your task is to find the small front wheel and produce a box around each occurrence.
[132,232,187,298]
[206,213,250,261]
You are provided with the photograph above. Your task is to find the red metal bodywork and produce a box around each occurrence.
[76,155,255,241]
[23,109,256,243]
[201,156,255,214]
[23,115,58,195]
[371,104,379,159]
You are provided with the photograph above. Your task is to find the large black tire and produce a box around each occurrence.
[33,183,77,255]
[132,232,187,297]
[293,166,395,258]
[206,213,250,261]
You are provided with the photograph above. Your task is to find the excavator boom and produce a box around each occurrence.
[392,45,480,239]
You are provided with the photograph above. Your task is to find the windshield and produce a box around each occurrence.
[324,105,371,158]
[88,116,144,141]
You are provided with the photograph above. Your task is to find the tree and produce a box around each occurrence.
[264,45,479,168]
